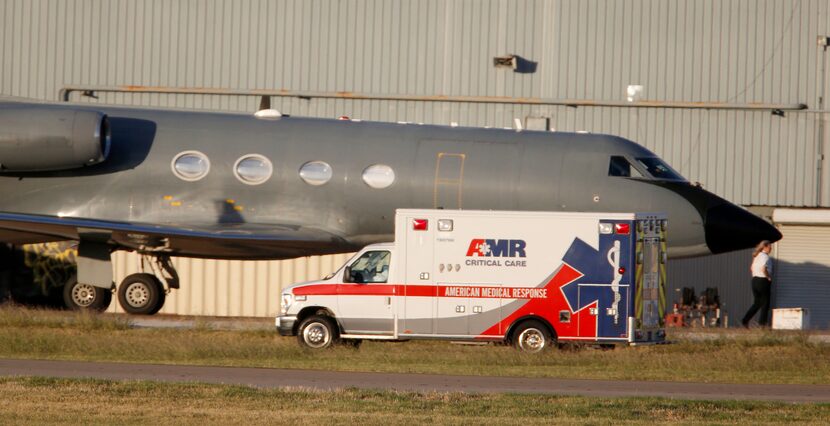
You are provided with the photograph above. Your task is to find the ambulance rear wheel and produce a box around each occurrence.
[512,320,554,353]
[298,315,339,349]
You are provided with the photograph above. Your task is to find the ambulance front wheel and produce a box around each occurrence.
[512,320,554,353]
[297,315,339,349]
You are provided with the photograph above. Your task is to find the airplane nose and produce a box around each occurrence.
[645,180,782,256]
[704,202,782,254]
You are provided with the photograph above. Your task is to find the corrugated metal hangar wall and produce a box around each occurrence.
[2,0,829,325]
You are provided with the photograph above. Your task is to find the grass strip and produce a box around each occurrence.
[0,376,828,425]
[0,306,828,385]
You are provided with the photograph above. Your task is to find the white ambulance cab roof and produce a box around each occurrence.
[363,242,394,249]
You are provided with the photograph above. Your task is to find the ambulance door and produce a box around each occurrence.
[577,221,633,340]
[337,250,395,335]
[596,226,632,340]
[468,287,502,337]
[402,217,436,335]
[436,285,469,336]
[637,237,662,330]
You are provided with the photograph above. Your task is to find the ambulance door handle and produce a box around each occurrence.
[386,297,392,305]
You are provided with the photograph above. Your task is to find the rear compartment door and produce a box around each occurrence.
[468,289,502,336]
[434,286,502,336]
[577,221,633,340]
[436,287,468,335]
[598,228,633,339]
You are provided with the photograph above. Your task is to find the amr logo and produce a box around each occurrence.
[465,239,527,257]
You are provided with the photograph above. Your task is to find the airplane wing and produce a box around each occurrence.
[0,212,358,260]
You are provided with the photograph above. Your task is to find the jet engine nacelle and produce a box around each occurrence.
[0,107,110,172]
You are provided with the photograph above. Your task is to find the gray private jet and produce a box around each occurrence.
[0,97,781,314]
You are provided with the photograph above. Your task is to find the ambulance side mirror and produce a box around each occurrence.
[343,266,352,283]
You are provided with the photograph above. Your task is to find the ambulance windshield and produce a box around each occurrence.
[347,250,391,283]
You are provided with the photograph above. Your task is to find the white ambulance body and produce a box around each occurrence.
[277,209,667,352]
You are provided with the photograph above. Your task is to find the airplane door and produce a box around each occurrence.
[415,139,520,210]
[433,153,465,209]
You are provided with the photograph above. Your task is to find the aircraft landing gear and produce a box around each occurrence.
[116,254,178,315]
[117,273,165,315]
[62,274,112,312]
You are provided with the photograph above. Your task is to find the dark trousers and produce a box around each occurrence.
[742,277,771,326]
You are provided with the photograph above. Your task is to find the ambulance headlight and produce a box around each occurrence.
[280,293,293,315]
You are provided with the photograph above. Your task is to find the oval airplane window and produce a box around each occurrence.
[299,161,333,186]
[362,164,395,189]
[234,154,273,185]
[171,151,210,182]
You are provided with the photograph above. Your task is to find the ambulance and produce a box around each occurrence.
[276,209,667,352]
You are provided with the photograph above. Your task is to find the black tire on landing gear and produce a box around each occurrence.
[62,275,112,312]
[117,273,164,315]
[148,288,166,315]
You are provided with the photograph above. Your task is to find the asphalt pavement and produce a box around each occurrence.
[1,358,829,403]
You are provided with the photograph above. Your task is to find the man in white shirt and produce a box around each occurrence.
[742,240,773,327]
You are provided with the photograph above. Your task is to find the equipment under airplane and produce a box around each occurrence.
[0,97,781,314]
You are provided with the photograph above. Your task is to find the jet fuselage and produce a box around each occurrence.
[0,100,781,259]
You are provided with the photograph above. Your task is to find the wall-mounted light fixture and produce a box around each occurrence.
[493,55,517,69]
[626,85,644,102]
[493,54,537,73]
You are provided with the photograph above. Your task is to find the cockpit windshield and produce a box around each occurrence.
[635,157,685,181]
[608,156,685,181]
[608,156,643,178]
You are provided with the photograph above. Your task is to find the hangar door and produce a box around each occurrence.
[774,225,830,329]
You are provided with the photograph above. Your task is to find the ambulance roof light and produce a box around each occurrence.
[615,223,630,235]
[412,219,428,231]
[599,223,613,234]
[438,219,453,232]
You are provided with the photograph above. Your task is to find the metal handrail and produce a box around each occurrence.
[59,85,809,111]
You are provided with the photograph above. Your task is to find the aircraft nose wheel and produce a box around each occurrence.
[117,273,166,315]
